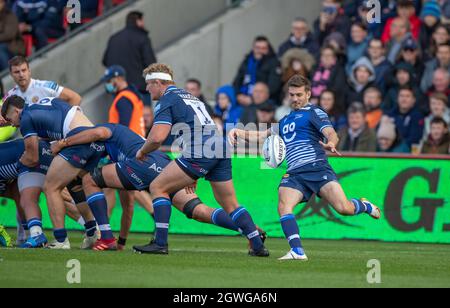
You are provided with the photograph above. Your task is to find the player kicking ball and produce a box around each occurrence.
[228,75,381,261]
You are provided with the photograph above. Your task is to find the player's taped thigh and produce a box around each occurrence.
[183,198,203,219]
[90,167,108,189]
[67,177,87,205]
[18,173,46,193]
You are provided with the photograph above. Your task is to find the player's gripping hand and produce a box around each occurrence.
[319,141,342,156]
[136,149,146,161]
[228,129,241,146]
[50,140,65,156]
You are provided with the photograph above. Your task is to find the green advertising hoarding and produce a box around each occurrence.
[0,155,449,244]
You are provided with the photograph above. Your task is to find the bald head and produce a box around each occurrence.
[252,82,270,105]
[433,68,450,92]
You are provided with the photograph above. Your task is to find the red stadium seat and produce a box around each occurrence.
[23,34,33,56]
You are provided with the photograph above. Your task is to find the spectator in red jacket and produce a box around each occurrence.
[382,0,421,44]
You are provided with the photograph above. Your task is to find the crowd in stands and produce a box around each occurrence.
[0,0,127,71]
[209,0,450,155]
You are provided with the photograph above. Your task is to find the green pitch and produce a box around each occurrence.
[0,231,449,288]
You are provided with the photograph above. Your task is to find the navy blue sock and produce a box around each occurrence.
[230,207,263,251]
[211,209,240,232]
[21,221,29,231]
[280,214,304,255]
[27,218,43,237]
[87,193,114,240]
[84,220,97,237]
[53,229,67,243]
[153,198,172,246]
[352,199,369,215]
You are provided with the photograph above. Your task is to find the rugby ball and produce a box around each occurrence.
[263,135,286,168]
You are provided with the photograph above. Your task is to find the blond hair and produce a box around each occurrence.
[143,63,175,85]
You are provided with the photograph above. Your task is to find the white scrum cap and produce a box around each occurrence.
[145,73,173,82]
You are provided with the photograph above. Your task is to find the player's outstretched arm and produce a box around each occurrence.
[320,127,342,156]
[59,88,82,106]
[228,128,271,145]
[137,124,172,160]
[21,136,40,167]
[51,127,112,155]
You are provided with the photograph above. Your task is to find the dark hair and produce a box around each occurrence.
[437,43,450,50]
[254,35,270,44]
[347,102,366,116]
[398,85,416,97]
[126,11,144,27]
[319,90,344,116]
[397,0,415,8]
[8,56,29,71]
[1,95,25,118]
[352,21,368,32]
[287,74,311,92]
[186,78,202,89]
[431,117,449,128]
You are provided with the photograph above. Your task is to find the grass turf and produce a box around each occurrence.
[0,230,449,288]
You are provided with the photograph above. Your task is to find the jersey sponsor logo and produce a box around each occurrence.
[149,163,163,174]
[42,147,52,157]
[315,108,329,119]
[126,166,144,187]
[90,143,105,153]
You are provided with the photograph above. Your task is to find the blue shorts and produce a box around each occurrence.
[18,141,53,176]
[115,151,172,191]
[279,161,338,203]
[58,127,106,172]
[175,156,232,182]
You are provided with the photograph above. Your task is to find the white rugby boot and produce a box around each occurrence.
[278,249,308,261]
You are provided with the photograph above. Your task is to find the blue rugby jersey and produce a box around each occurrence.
[20,97,73,141]
[152,86,226,158]
[273,104,333,173]
[0,139,25,182]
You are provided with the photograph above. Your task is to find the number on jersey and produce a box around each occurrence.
[183,99,214,125]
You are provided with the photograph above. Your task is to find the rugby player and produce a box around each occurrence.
[134,64,269,256]
[51,123,267,251]
[229,75,381,261]
[1,96,104,249]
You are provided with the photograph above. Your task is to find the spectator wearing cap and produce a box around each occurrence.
[314,0,351,45]
[278,17,320,58]
[103,11,157,106]
[102,65,145,137]
[214,85,242,129]
[367,38,393,92]
[419,0,442,55]
[396,37,425,81]
[337,102,377,153]
[0,0,25,71]
[423,92,450,139]
[386,85,425,147]
[385,17,414,64]
[346,22,371,75]
[364,87,384,129]
[239,82,274,125]
[256,101,276,127]
[421,43,450,93]
[233,36,282,105]
[382,0,421,44]
[347,57,376,106]
[376,116,410,153]
[421,117,450,154]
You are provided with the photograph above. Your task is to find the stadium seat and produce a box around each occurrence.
[23,34,33,56]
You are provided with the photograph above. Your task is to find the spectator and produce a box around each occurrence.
[387,85,425,147]
[239,82,274,125]
[143,105,153,137]
[233,36,281,104]
[352,0,384,39]
[323,32,347,65]
[319,90,347,131]
[214,85,242,128]
[423,92,450,139]
[32,0,67,49]
[102,65,145,137]
[421,43,450,93]
[278,17,319,57]
[419,0,442,55]
[185,78,214,117]
[382,0,421,44]
[364,87,384,129]
[347,57,376,105]
[311,45,347,105]
[275,92,292,122]
[337,102,377,152]
[425,24,450,61]
[384,62,422,111]
[346,22,371,75]
[367,38,392,91]
[421,117,450,154]
[0,0,25,71]
[385,17,414,64]
[376,116,410,153]
[314,0,351,44]
[15,0,47,50]
[280,48,315,96]
[427,68,450,100]
[397,37,425,81]
[103,11,157,106]
[256,101,276,127]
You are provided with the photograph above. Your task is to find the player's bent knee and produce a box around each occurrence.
[183,198,202,220]
[88,168,107,189]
